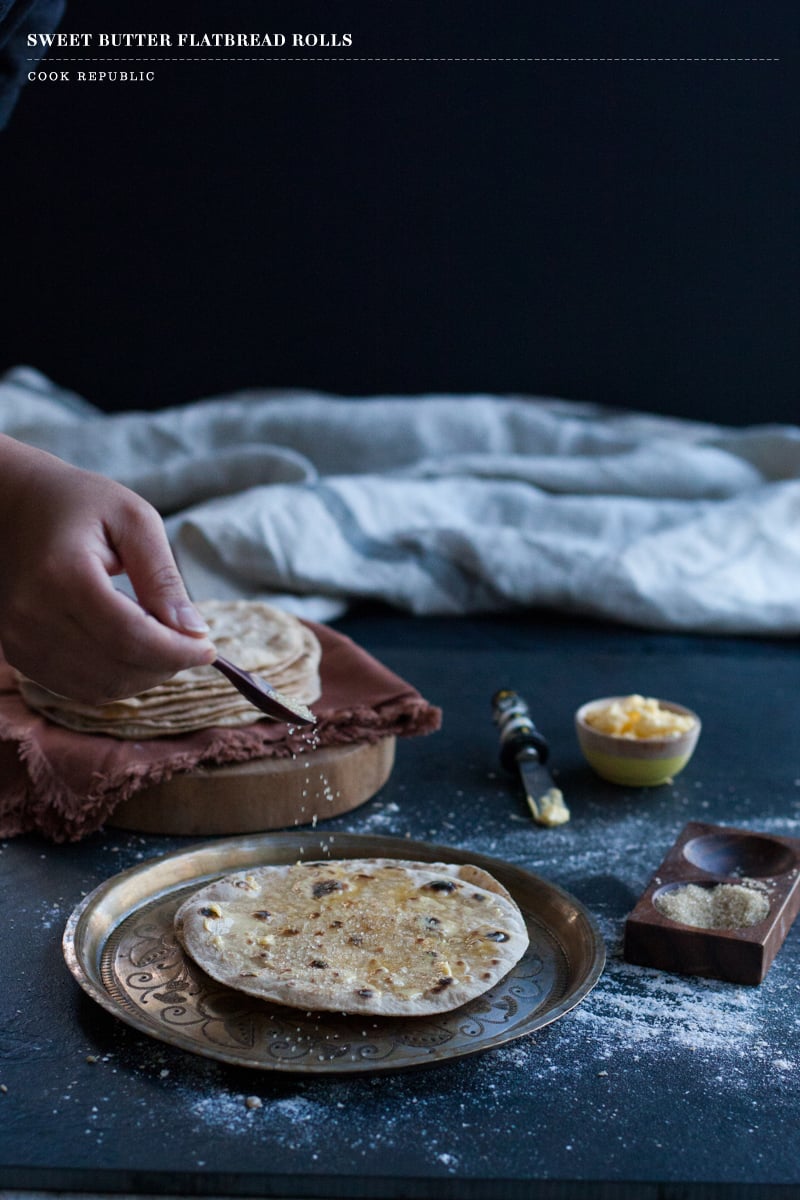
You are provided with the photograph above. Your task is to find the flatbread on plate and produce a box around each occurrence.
[174,858,530,1016]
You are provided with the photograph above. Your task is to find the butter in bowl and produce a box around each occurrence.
[575,694,701,786]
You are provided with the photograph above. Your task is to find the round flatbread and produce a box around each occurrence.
[174,858,530,1016]
[15,599,321,739]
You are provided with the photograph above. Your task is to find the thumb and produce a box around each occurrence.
[109,500,210,638]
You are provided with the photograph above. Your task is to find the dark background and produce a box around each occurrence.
[1,0,797,423]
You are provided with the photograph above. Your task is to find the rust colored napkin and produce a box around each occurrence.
[0,623,441,842]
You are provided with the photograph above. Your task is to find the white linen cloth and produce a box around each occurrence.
[2,365,800,634]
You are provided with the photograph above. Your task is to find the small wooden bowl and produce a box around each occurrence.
[575,696,701,786]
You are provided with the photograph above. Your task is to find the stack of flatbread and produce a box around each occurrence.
[15,600,322,740]
[175,857,530,1016]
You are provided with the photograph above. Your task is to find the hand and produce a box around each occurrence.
[0,435,216,705]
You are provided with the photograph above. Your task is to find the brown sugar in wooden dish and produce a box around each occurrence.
[623,821,800,984]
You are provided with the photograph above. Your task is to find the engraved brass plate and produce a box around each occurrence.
[63,832,605,1074]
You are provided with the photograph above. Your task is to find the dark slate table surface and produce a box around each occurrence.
[1,610,798,1200]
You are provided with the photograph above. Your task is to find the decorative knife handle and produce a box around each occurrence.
[492,688,550,772]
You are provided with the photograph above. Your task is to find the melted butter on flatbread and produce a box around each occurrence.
[174,858,529,1016]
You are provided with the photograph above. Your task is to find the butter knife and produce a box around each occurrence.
[492,688,569,826]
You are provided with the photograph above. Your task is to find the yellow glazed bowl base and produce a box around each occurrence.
[583,749,691,787]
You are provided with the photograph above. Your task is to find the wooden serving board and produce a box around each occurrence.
[108,737,396,837]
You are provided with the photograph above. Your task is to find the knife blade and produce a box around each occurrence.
[491,688,570,826]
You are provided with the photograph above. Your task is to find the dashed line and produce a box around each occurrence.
[31,56,781,63]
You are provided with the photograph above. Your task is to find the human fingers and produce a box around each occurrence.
[3,498,215,702]
[102,490,211,639]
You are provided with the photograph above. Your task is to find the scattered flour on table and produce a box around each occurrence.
[571,952,762,1055]
[479,914,800,1100]
[177,1075,464,1170]
[187,1091,325,1145]
[37,900,67,930]
[347,800,402,834]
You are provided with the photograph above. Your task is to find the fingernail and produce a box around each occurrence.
[173,602,210,634]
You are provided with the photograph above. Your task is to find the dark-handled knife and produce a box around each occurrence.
[491,689,570,826]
